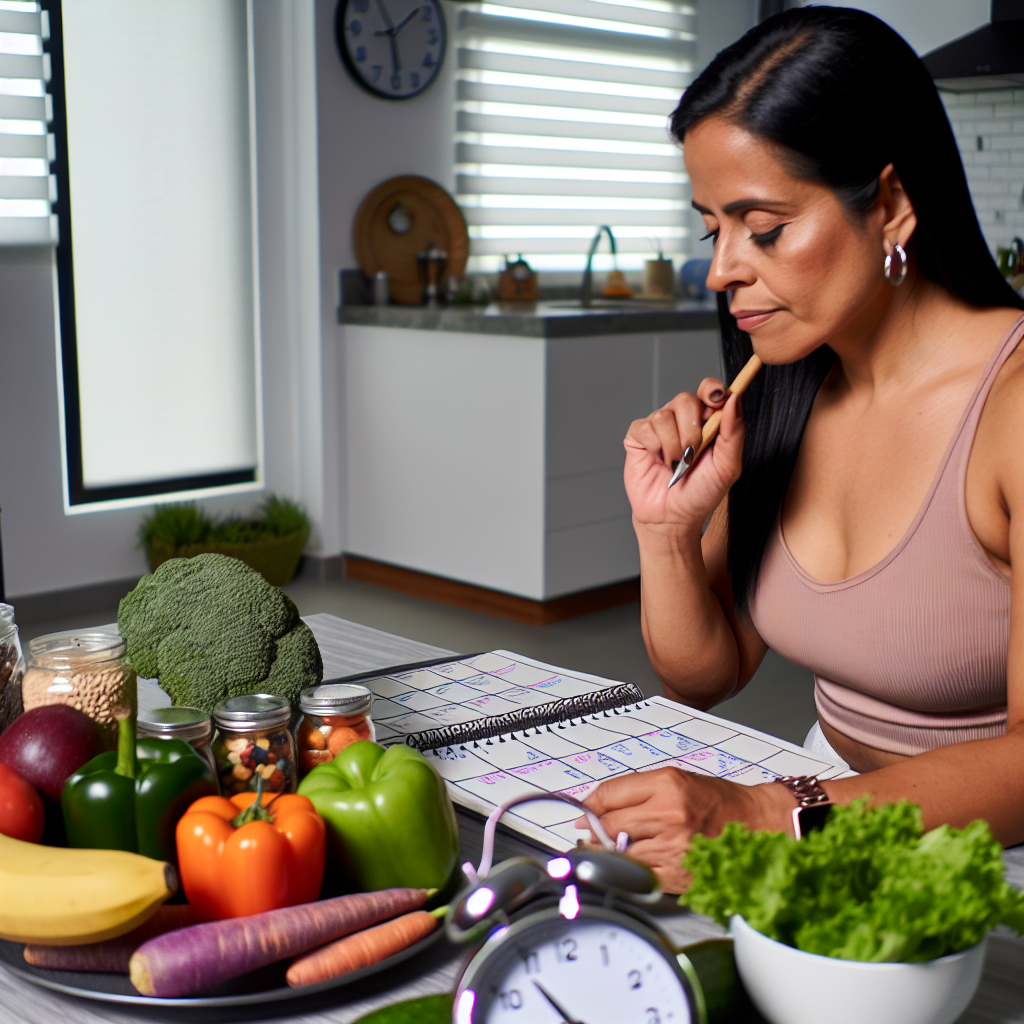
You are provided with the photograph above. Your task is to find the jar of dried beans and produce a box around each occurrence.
[0,604,26,734]
[296,683,374,778]
[211,693,296,796]
[138,706,218,786]
[22,630,135,747]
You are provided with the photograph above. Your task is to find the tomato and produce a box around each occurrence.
[0,762,45,843]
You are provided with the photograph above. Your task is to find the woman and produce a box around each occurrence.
[577,7,1023,894]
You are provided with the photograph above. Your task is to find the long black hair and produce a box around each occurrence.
[670,6,1024,614]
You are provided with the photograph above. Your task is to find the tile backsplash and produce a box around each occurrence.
[943,88,1024,257]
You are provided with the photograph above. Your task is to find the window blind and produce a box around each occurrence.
[53,0,260,507]
[0,0,56,245]
[455,0,696,274]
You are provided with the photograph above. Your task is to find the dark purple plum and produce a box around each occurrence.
[0,706,102,802]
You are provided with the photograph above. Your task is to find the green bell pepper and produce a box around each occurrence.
[298,741,459,892]
[62,706,217,862]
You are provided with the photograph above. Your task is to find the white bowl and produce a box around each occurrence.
[730,914,987,1024]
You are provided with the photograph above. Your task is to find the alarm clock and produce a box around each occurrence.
[447,794,742,1024]
[455,900,705,1024]
[335,0,447,100]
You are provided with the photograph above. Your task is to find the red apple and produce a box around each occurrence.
[0,762,45,842]
[0,706,103,802]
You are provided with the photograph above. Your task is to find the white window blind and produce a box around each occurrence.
[0,0,57,246]
[455,0,696,274]
[57,0,259,506]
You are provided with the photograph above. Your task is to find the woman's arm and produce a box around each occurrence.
[626,383,768,706]
[583,355,1024,892]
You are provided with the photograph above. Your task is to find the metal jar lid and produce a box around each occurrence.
[138,706,212,743]
[212,693,292,732]
[28,629,126,670]
[299,683,372,717]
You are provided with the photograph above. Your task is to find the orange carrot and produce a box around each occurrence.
[24,906,204,974]
[130,888,429,997]
[286,909,441,988]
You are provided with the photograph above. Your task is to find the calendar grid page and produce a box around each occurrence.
[360,650,856,853]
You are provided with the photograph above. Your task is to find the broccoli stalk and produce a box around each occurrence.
[118,553,323,713]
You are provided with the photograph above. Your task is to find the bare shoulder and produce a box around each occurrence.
[975,314,1024,506]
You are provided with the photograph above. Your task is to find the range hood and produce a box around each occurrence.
[922,0,1024,92]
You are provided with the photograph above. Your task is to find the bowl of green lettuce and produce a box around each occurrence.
[681,800,1024,1024]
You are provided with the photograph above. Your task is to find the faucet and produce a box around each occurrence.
[581,225,617,308]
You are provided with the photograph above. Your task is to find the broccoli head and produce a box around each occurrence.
[118,553,323,713]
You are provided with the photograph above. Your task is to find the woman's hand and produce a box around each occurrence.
[624,378,745,530]
[574,769,789,894]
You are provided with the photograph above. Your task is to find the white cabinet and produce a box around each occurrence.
[344,325,721,600]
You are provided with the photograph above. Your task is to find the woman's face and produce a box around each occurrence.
[685,116,895,364]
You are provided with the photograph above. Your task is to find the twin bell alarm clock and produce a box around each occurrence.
[445,794,745,1024]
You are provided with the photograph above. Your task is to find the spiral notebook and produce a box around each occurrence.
[342,651,855,853]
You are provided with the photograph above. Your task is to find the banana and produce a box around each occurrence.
[0,833,178,945]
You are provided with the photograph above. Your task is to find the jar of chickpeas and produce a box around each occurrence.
[296,683,374,778]
[211,694,296,796]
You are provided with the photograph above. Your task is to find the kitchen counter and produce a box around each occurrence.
[338,298,720,338]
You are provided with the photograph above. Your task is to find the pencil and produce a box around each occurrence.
[667,353,763,489]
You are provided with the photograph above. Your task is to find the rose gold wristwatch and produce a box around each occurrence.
[775,775,833,839]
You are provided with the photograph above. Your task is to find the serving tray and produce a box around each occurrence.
[0,928,443,1008]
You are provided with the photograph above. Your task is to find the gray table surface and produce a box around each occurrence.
[2,614,1021,1023]
[338,300,720,338]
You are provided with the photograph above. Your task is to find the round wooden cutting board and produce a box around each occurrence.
[353,176,469,305]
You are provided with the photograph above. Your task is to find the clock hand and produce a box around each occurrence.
[392,6,421,34]
[372,0,401,74]
[533,981,586,1024]
[374,0,395,31]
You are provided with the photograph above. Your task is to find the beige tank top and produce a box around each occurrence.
[748,318,1021,757]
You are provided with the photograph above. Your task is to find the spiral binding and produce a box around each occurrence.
[402,683,646,751]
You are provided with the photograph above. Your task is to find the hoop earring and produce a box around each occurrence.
[884,242,907,287]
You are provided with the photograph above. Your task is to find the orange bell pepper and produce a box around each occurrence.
[175,784,326,919]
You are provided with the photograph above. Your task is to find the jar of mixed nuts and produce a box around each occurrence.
[0,604,26,734]
[212,694,296,796]
[138,706,218,787]
[22,630,135,747]
[296,683,374,778]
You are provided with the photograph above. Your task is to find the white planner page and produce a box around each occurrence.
[359,651,856,853]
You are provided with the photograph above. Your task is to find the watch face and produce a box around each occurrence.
[336,0,446,100]
[456,905,697,1024]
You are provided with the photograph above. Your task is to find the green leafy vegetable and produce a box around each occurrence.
[118,553,323,713]
[681,799,1024,962]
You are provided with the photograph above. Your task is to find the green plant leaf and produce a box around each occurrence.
[680,799,1024,962]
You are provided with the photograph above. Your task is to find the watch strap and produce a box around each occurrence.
[775,774,830,807]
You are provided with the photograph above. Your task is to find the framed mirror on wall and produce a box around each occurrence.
[29,0,263,511]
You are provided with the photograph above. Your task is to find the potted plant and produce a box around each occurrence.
[140,496,310,586]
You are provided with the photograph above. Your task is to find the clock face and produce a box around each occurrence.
[336,0,446,100]
[456,906,697,1024]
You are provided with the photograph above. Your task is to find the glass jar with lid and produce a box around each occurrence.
[0,603,26,733]
[212,693,296,796]
[138,706,218,786]
[296,683,374,778]
[22,630,135,747]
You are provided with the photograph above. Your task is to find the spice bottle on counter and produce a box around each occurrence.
[0,604,26,734]
[212,693,296,796]
[138,706,218,787]
[296,683,374,778]
[22,631,135,747]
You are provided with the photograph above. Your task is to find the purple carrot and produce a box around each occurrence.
[129,888,429,997]
[25,906,203,974]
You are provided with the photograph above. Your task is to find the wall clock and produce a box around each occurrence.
[336,0,447,100]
